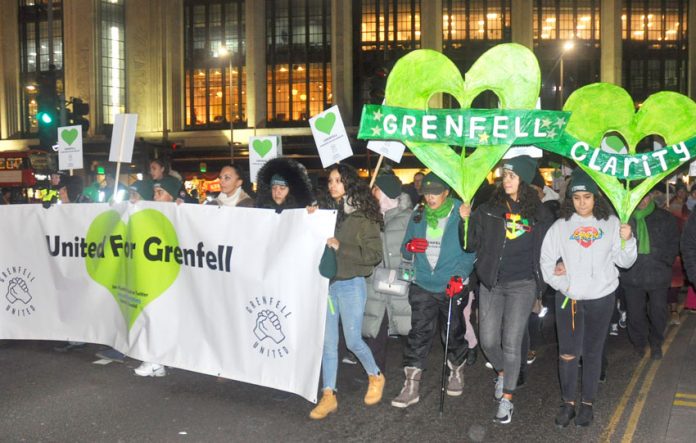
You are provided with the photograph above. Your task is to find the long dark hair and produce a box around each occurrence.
[150,158,170,175]
[560,192,612,220]
[322,164,383,229]
[489,181,541,221]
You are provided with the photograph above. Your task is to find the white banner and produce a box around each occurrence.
[0,203,335,402]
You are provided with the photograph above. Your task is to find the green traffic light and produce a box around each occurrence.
[38,112,53,124]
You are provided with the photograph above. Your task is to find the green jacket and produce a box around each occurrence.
[334,210,383,280]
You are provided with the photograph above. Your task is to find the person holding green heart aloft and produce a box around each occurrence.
[310,164,384,420]
[460,155,553,425]
[540,168,636,428]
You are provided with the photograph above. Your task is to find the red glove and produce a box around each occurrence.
[405,238,428,253]
[445,276,464,298]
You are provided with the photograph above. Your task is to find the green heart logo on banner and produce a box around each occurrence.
[252,139,273,157]
[85,209,180,329]
[315,112,336,135]
[61,128,79,146]
[384,44,541,204]
[563,83,696,221]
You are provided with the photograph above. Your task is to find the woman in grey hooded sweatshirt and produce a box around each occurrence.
[540,168,636,428]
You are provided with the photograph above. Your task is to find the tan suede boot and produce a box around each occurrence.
[309,389,337,419]
[364,373,385,405]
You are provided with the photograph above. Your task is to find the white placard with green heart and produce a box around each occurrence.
[309,105,353,168]
[58,125,83,170]
[249,135,282,183]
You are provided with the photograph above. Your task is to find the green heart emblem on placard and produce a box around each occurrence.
[564,83,696,221]
[252,139,273,157]
[85,209,180,329]
[61,128,78,146]
[315,112,336,135]
[384,44,541,204]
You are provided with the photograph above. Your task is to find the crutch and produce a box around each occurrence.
[439,275,464,416]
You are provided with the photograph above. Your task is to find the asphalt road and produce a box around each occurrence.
[0,315,667,442]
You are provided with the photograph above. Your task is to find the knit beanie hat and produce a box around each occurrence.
[421,172,448,195]
[154,175,182,200]
[375,174,402,199]
[502,155,537,184]
[270,174,288,187]
[568,168,599,195]
[129,179,154,201]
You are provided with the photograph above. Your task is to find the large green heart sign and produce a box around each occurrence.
[384,44,541,204]
[61,128,79,146]
[563,83,696,221]
[85,209,180,328]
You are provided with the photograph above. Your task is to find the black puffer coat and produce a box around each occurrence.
[255,157,315,211]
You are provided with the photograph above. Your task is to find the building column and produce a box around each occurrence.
[0,0,21,141]
[246,0,266,129]
[688,0,696,98]
[63,0,98,136]
[600,0,622,85]
[165,0,185,133]
[511,0,533,49]
[421,0,442,51]
[125,0,164,134]
[330,0,352,125]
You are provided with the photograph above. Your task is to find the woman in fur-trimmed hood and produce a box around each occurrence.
[255,157,315,211]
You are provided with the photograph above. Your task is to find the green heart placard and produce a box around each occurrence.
[252,139,273,157]
[384,44,541,205]
[315,112,336,135]
[563,83,696,221]
[61,128,78,146]
[85,209,180,329]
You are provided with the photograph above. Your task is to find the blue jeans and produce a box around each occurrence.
[322,277,380,390]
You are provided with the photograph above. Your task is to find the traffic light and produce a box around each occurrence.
[69,98,90,132]
[368,67,389,104]
[36,69,59,150]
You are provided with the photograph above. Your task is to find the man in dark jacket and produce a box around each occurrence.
[622,193,679,359]
[255,157,314,212]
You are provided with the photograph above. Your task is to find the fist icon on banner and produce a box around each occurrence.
[6,277,32,305]
[253,309,286,344]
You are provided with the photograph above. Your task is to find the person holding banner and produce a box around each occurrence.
[255,157,314,212]
[133,175,182,377]
[310,164,384,420]
[214,165,254,208]
[540,169,636,428]
[460,156,553,424]
[391,172,474,409]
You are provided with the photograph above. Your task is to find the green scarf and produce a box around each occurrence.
[632,200,655,255]
[425,197,454,229]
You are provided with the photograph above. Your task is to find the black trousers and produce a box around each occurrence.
[556,292,614,403]
[402,285,469,369]
[623,285,668,350]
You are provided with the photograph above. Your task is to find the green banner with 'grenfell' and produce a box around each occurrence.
[358,104,570,146]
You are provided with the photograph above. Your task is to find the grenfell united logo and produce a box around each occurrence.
[1,266,37,317]
[245,296,292,359]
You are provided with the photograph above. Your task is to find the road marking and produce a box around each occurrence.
[602,310,685,442]
[673,400,696,407]
[675,393,696,399]
[620,317,682,442]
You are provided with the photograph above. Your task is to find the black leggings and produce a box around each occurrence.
[555,292,614,403]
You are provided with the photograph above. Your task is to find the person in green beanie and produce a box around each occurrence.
[620,193,679,359]
[391,172,475,408]
[460,155,553,424]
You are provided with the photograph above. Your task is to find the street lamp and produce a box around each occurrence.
[558,40,575,109]
[217,46,235,163]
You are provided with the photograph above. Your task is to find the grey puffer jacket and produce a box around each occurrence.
[362,192,413,338]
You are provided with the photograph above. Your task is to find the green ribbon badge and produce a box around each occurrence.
[85,209,181,329]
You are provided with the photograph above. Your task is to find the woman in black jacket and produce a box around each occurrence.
[460,155,552,424]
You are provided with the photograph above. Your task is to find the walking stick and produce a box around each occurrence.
[439,276,464,416]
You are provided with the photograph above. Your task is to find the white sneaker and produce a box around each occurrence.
[134,361,166,377]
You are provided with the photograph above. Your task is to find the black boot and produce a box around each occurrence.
[554,403,576,428]
[465,347,478,366]
[575,403,593,427]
